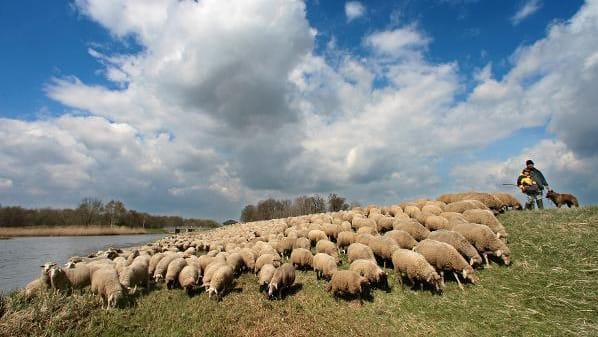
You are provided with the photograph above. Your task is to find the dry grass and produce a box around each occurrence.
[1,207,597,337]
[0,225,147,237]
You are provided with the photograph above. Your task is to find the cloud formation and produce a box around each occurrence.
[345,1,366,22]
[511,0,543,25]
[1,0,597,220]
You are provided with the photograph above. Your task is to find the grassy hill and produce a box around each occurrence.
[1,207,596,337]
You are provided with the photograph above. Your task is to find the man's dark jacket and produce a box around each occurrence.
[517,168,548,189]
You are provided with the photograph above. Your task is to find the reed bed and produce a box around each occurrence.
[0,225,147,237]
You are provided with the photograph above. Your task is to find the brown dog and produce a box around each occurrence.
[546,190,579,208]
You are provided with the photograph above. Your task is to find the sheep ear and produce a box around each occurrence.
[496,249,503,257]
[462,270,467,279]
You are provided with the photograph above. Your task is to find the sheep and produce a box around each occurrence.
[428,230,483,267]
[307,230,328,245]
[315,239,339,263]
[178,265,200,296]
[349,259,388,290]
[376,216,395,233]
[226,252,245,275]
[491,192,522,211]
[238,248,257,272]
[148,253,166,277]
[268,263,296,300]
[351,217,377,231]
[424,215,452,231]
[336,231,356,253]
[207,265,234,301]
[414,239,478,290]
[392,220,430,241]
[403,205,421,218]
[462,209,508,241]
[290,248,313,270]
[326,270,370,299]
[165,258,188,289]
[347,243,375,264]
[355,233,375,246]
[293,237,311,250]
[440,212,468,226]
[276,237,296,257]
[254,253,282,273]
[421,204,443,215]
[63,263,92,290]
[323,223,340,241]
[153,253,181,282]
[383,230,417,249]
[391,249,443,293]
[48,265,71,292]
[202,261,228,289]
[258,264,277,292]
[451,222,511,267]
[444,200,489,213]
[90,267,124,309]
[368,237,399,267]
[125,249,139,266]
[23,262,54,298]
[312,253,338,280]
[119,260,149,294]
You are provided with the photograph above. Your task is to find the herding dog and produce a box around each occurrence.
[546,190,579,208]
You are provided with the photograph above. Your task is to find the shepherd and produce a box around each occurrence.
[516,159,549,210]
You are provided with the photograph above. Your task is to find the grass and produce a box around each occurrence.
[1,207,596,337]
[0,225,150,237]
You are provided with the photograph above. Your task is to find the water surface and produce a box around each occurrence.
[0,234,166,292]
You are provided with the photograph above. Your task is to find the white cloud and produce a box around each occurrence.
[511,0,542,26]
[364,28,430,58]
[345,1,366,22]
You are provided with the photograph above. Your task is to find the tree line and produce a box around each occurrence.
[0,198,220,229]
[239,193,353,223]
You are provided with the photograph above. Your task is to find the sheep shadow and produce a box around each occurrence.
[332,290,374,303]
[267,283,303,300]
[395,275,442,295]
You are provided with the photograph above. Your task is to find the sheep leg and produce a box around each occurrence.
[483,253,491,268]
[453,271,464,291]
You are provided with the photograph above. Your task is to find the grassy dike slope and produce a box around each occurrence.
[1,207,596,337]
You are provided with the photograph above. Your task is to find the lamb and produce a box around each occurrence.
[414,239,479,290]
[428,230,483,266]
[315,239,339,263]
[178,265,200,296]
[326,270,370,299]
[165,258,188,289]
[254,253,282,273]
[462,209,508,241]
[119,260,149,294]
[312,253,338,280]
[207,265,234,301]
[290,248,313,270]
[451,222,511,267]
[383,230,417,249]
[336,231,356,253]
[268,263,296,300]
[391,249,443,293]
[258,264,277,292]
[349,259,388,290]
[347,243,375,264]
[90,267,124,309]
[392,220,430,241]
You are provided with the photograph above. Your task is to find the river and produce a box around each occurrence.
[0,234,166,292]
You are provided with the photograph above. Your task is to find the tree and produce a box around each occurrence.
[328,193,349,212]
[77,198,104,226]
[104,200,127,227]
[240,205,258,223]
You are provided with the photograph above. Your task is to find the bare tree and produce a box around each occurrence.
[77,198,104,226]
[104,200,127,227]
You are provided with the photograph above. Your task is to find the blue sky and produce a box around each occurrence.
[0,0,596,220]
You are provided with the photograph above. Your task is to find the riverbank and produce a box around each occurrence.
[0,225,166,237]
[1,207,596,337]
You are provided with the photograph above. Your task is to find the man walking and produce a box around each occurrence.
[517,159,549,209]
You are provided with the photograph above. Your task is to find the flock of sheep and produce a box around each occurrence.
[22,191,517,308]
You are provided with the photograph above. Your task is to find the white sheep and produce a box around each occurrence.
[326,270,370,299]
[347,243,375,264]
[258,264,277,292]
[165,257,188,289]
[391,249,443,293]
[90,267,124,310]
[414,239,478,290]
[428,229,483,266]
[349,259,388,290]
[312,253,338,280]
[290,248,313,270]
[207,265,234,301]
[451,222,511,267]
[268,263,296,300]
[178,265,200,296]
[119,260,149,294]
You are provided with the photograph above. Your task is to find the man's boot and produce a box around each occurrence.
[525,201,534,210]
[536,199,544,210]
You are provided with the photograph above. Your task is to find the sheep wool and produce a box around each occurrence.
[178,265,200,296]
[91,267,124,309]
[349,259,388,289]
[451,222,511,267]
[312,253,338,280]
[347,243,376,264]
[207,265,234,301]
[428,230,483,266]
[290,248,313,270]
[254,253,282,273]
[391,249,443,292]
[326,270,369,298]
[392,220,430,241]
[165,258,188,289]
[268,263,296,299]
[462,209,508,241]
[383,230,417,250]
[258,264,277,292]
[414,239,478,290]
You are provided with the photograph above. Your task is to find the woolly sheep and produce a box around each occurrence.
[376,216,395,233]
[148,253,166,277]
[444,200,489,213]
[165,258,188,289]
[254,253,282,273]
[23,262,54,298]
[368,237,399,266]
[391,249,443,292]
[323,223,340,241]
[178,265,200,296]
[202,261,228,289]
[326,270,370,299]
[276,237,296,257]
[153,253,181,282]
[462,209,508,241]
[421,204,443,215]
[347,243,375,264]
[428,229,483,266]
[383,230,417,249]
[414,239,478,290]
[355,233,375,246]
[258,264,277,292]
[336,231,356,253]
[356,226,377,235]
[290,248,313,270]
[403,205,421,218]
[119,260,149,294]
[63,263,92,289]
[91,267,124,309]
[238,248,257,272]
[207,265,234,301]
[226,253,245,275]
[392,220,430,241]
[349,259,388,290]
[424,215,452,231]
[307,230,327,245]
[268,263,296,300]
[312,253,338,280]
[451,222,511,267]
[351,217,377,231]
[293,237,311,250]
[315,239,339,263]
[491,192,522,211]
[440,212,468,226]
[49,266,71,292]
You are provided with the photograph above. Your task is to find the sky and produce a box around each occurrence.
[0,0,596,221]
